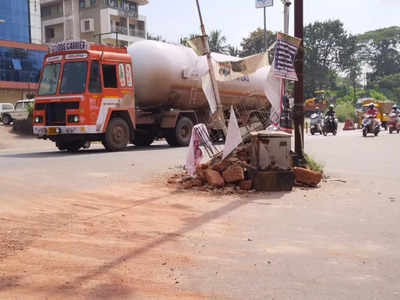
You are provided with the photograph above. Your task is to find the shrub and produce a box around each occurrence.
[335,102,356,122]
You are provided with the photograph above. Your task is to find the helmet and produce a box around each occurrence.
[315,106,320,110]
[368,103,375,109]
[393,104,397,109]
[330,104,334,108]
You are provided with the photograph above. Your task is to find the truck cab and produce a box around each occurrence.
[33,41,135,152]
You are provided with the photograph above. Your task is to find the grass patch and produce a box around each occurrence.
[304,153,324,173]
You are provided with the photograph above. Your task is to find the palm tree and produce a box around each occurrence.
[208,30,229,54]
[228,45,240,57]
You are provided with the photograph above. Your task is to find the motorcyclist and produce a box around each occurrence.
[325,104,337,130]
[392,104,399,116]
[325,104,336,117]
[365,103,379,128]
[366,103,378,118]
[315,106,322,120]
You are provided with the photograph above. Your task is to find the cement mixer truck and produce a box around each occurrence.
[33,40,270,152]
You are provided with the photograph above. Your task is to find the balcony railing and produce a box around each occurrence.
[129,29,146,38]
[104,0,138,16]
[111,26,128,35]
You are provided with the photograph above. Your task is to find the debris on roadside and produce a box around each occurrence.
[293,167,323,187]
[169,125,324,193]
[168,144,257,193]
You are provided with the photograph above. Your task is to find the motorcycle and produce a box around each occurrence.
[310,113,323,135]
[362,114,380,137]
[322,115,337,136]
[388,112,400,134]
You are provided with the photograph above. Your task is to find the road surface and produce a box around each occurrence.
[0,126,399,299]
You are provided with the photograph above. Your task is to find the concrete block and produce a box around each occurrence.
[253,170,294,191]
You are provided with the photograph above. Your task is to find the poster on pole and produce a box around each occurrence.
[272,32,301,81]
[256,0,273,8]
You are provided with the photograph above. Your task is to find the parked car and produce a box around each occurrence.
[2,99,34,125]
[0,103,15,124]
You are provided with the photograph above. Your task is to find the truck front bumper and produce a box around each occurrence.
[33,125,99,137]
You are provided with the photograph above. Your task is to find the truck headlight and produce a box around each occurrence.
[68,115,79,123]
[34,116,43,123]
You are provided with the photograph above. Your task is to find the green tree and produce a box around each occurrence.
[146,33,165,42]
[358,27,400,101]
[227,45,240,57]
[240,28,275,57]
[207,30,229,54]
[304,20,356,98]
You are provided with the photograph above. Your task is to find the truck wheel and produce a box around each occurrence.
[166,117,194,147]
[133,132,155,147]
[103,117,130,151]
[2,114,11,125]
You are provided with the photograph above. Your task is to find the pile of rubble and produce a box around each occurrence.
[168,146,255,193]
[168,149,323,194]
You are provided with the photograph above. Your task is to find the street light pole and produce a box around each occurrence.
[264,7,267,51]
[294,0,304,158]
[195,0,227,136]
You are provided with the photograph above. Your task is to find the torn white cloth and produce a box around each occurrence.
[213,52,269,82]
[264,65,282,125]
[222,106,243,160]
[201,73,217,114]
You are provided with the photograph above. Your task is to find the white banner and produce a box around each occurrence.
[187,35,209,56]
[222,106,243,160]
[213,53,269,82]
[185,124,205,177]
[201,73,217,114]
[264,66,282,125]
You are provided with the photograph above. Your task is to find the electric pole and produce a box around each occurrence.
[294,0,304,158]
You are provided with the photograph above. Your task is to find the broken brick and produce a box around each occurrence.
[204,169,225,188]
[195,166,206,181]
[212,159,232,172]
[293,167,322,186]
[222,166,245,183]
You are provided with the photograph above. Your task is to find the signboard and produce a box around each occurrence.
[272,32,301,81]
[49,40,89,53]
[256,0,273,8]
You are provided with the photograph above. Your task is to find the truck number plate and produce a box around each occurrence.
[47,127,57,135]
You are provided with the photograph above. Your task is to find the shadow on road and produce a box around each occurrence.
[48,190,288,297]
[0,144,179,159]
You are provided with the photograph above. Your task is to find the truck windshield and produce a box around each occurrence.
[60,61,88,94]
[38,63,61,95]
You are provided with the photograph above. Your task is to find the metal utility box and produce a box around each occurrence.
[250,130,292,170]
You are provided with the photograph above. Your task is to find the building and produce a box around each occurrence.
[0,0,47,102]
[41,0,148,47]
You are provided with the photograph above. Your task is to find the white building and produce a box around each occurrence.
[40,0,148,46]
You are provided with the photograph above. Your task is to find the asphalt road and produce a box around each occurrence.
[0,127,400,299]
[1,128,398,199]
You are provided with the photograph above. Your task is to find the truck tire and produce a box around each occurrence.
[133,131,155,147]
[165,116,194,147]
[2,114,12,125]
[102,117,130,151]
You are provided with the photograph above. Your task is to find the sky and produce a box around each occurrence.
[141,0,400,47]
